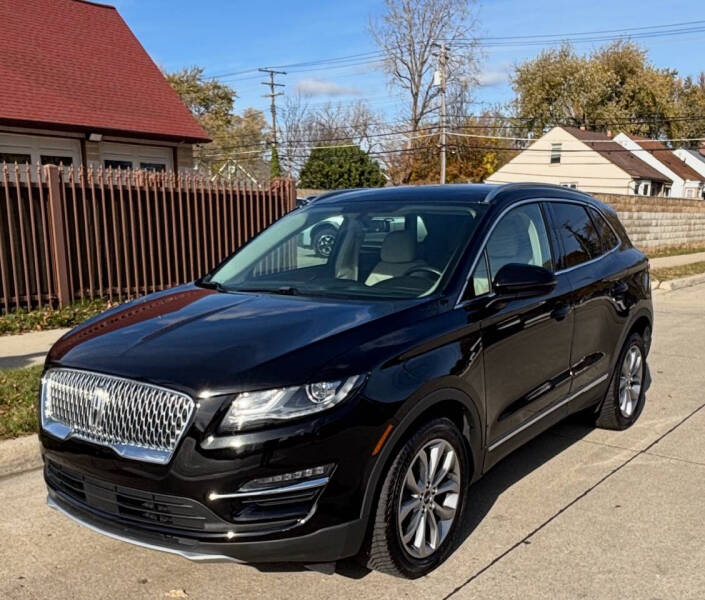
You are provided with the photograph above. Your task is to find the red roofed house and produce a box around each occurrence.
[0,0,210,172]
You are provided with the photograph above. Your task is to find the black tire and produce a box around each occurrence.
[365,418,470,579]
[595,332,647,430]
[312,226,337,258]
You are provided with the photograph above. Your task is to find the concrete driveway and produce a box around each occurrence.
[1,285,704,600]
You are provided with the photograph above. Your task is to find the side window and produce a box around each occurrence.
[588,207,619,252]
[550,203,602,268]
[485,204,553,281]
[471,251,490,297]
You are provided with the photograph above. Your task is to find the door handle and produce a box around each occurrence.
[550,303,572,321]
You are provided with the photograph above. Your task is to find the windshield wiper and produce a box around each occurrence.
[233,286,301,296]
[197,279,230,293]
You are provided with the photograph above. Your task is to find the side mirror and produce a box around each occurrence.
[493,263,556,298]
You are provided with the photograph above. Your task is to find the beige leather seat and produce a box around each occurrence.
[365,231,425,286]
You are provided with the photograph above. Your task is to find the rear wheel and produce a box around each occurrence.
[595,332,647,430]
[365,418,469,578]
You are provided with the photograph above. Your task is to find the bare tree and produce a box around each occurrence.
[279,95,383,177]
[369,0,481,134]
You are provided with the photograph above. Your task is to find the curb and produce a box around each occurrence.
[0,434,42,478]
[652,273,705,292]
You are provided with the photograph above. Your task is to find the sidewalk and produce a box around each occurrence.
[0,328,69,370]
[650,250,705,269]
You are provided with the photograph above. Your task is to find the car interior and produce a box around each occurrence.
[236,206,482,299]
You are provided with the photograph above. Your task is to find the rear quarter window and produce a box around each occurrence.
[549,202,602,269]
[588,207,620,252]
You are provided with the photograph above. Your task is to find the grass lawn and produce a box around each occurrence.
[0,298,114,336]
[0,365,42,439]
[648,245,705,259]
[651,261,705,282]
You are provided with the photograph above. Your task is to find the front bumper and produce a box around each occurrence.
[40,391,393,564]
[47,488,366,563]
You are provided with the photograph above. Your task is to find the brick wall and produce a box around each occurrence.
[595,193,705,250]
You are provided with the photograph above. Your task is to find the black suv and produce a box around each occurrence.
[40,183,652,578]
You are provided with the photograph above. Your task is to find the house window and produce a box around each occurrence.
[104,159,132,170]
[686,188,695,199]
[0,152,31,164]
[550,143,562,164]
[560,182,578,189]
[140,162,166,172]
[664,185,671,197]
[40,155,73,166]
[635,181,651,196]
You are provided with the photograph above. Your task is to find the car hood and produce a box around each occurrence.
[47,284,417,396]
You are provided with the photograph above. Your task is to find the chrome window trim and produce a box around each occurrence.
[41,368,195,465]
[456,197,621,307]
[487,373,609,452]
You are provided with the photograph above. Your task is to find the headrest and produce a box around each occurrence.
[380,230,416,263]
[487,212,529,260]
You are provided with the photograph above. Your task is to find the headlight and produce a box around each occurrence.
[218,375,363,433]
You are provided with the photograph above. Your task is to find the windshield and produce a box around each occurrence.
[206,199,487,300]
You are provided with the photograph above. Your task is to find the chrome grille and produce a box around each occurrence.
[41,368,194,464]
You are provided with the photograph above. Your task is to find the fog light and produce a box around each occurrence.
[239,463,335,492]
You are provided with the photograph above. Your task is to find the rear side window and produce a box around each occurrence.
[550,203,602,268]
[588,207,620,252]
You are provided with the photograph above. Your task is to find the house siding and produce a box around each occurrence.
[485,127,634,194]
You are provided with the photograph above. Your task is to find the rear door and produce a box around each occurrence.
[473,202,574,453]
[545,201,624,394]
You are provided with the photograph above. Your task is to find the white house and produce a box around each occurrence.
[612,134,704,199]
[485,127,672,196]
[673,148,705,198]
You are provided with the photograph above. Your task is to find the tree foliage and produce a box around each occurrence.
[511,41,705,142]
[279,96,380,177]
[299,146,386,189]
[166,67,270,177]
[384,113,516,185]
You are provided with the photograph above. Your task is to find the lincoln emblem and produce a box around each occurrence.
[89,387,110,429]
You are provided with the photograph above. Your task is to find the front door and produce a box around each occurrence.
[470,203,574,459]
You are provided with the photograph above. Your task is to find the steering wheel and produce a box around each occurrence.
[403,266,442,279]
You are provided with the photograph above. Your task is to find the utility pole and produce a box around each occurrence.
[438,42,448,185]
[259,68,286,176]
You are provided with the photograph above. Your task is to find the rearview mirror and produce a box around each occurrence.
[493,263,556,298]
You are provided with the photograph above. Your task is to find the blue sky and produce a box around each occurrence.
[112,0,705,121]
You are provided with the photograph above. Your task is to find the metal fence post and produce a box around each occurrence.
[46,165,71,307]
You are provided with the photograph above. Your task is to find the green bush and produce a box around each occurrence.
[0,298,115,336]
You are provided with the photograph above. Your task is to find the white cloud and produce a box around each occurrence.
[477,69,509,88]
[295,78,361,97]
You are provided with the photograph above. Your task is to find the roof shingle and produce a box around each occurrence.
[0,0,210,143]
[562,127,671,183]
[626,135,703,181]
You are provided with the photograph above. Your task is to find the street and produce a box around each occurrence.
[2,284,704,600]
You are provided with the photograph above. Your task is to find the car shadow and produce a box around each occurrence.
[248,417,594,579]
[0,351,46,370]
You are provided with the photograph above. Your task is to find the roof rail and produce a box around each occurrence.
[307,188,360,203]
[482,181,594,203]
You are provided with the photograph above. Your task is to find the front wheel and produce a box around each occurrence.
[595,332,647,430]
[365,418,469,578]
[312,226,337,258]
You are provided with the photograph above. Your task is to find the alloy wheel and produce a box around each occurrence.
[315,233,335,257]
[619,345,643,418]
[397,439,461,559]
